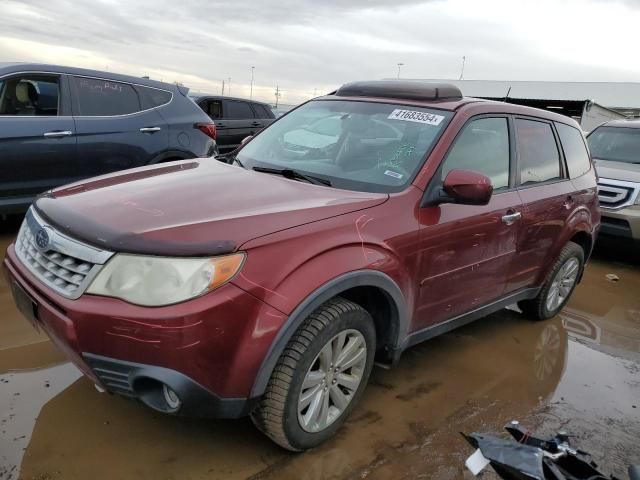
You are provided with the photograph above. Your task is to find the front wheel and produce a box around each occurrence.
[251,297,376,451]
[519,241,584,321]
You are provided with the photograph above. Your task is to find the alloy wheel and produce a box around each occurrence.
[298,329,367,433]
[546,257,579,312]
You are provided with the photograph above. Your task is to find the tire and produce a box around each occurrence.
[518,241,584,321]
[251,297,376,451]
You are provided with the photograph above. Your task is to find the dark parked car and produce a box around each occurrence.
[4,81,599,451]
[189,94,275,151]
[0,63,217,214]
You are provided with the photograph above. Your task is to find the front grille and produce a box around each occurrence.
[597,178,640,210]
[16,225,94,296]
[14,208,114,299]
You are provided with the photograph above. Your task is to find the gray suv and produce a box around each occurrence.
[587,120,640,244]
[0,63,217,215]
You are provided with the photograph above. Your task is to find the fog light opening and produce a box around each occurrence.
[163,384,181,411]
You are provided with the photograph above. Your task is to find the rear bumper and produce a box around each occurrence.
[600,205,640,242]
[3,243,286,418]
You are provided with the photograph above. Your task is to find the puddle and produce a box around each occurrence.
[0,364,81,480]
[0,224,638,479]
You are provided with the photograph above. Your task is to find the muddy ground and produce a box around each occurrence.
[1,217,638,480]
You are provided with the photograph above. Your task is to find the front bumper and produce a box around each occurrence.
[599,204,640,242]
[4,244,285,418]
[84,353,257,417]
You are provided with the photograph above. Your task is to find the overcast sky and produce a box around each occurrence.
[1,0,639,104]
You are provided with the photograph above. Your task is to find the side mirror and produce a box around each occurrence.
[241,135,253,146]
[442,169,493,205]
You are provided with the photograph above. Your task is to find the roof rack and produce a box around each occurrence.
[335,80,463,102]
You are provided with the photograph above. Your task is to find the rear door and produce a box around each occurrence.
[218,99,257,151]
[505,117,575,292]
[0,72,78,208]
[70,76,168,177]
[251,102,275,129]
[416,116,523,329]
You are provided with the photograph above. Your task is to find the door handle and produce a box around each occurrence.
[140,127,161,133]
[251,122,262,127]
[43,130,73,138]
[501,211,522,225]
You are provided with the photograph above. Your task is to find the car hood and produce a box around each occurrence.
[34,160,387,256]
[594,159,640,183]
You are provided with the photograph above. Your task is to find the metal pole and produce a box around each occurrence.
[397,63,404,79]
[228,77,231,96]
[221,80,225,96]
[459,56,466,80]
[250,66,255,100]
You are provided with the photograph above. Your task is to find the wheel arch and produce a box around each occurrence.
[147,149,194,164]
[249,270,409,398]
[536,205,596,286]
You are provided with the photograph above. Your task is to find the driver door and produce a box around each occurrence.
[414,116,523,329]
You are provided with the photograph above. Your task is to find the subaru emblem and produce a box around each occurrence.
[35,228,50,250]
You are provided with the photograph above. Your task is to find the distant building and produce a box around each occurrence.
[402,79,640,130]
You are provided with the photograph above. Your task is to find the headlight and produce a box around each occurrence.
[87,253,245,306]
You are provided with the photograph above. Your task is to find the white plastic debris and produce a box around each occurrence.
[465,448,491,476]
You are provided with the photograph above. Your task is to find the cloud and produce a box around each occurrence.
[1,0,640,105]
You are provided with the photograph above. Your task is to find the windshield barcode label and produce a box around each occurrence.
[388,109,444,125]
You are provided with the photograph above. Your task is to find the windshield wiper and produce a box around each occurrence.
[252,166,332,186]
[215,152,245,168]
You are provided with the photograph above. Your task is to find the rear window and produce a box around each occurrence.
[223,100,254,119]
[587,126,640,165]
[556,123,591,178]
[72,77,140,116]
[136,86,172,109]
[515,119,561,185]
[252,103,273,119]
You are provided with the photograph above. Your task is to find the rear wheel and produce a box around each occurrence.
[519,241,584,321]
[251,297,375,451]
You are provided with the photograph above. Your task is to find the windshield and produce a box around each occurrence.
[236,99,452,193]
[587,126,640,164]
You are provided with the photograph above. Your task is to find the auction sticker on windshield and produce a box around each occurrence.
[388,109,444,125]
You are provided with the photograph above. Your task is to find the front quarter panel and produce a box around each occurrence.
[232,188,423,333]
[232,189,423,398]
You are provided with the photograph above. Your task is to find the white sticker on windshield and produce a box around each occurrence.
[388,109,444,125]
[384,170,403,179]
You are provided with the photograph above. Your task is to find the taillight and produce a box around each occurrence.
[195,123,217,140]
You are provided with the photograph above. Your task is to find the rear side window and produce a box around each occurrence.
[252,103,272,119]
[515,119,561,185]
[223,100,254,119]
[136,86,172,110]
[72,77,140,116]
[556,123,591,178]
[441,117,510,190]
[0,74,60,116]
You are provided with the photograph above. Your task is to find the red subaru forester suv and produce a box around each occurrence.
[4,81,600,451]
